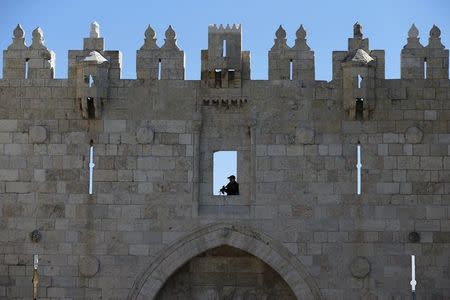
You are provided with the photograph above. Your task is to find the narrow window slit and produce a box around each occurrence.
[228,69,235,87]
[215,69,222,88]
[25,58,29,79]
[88,140,95,195]
[289,59,293,81]
[356,141,362,195]
[87,97,95,119]
[222,40,227,57]
[423,58,427,79]
[357,74,362,88]
[355,98,364,120]
[88,74,94,87]
[158,59,162,80]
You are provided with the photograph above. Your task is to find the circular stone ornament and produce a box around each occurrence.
[136,127,155,144]
[30,229,42,243]
[295,126,315,144]
[349,256,371,279]
[408,231,420,243]
[29,126,47,144]
[79,255,100,277]
[404,126,423,144]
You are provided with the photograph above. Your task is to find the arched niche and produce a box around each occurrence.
[128,223,322,300]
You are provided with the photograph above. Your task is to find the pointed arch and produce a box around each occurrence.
[127,223,322,300]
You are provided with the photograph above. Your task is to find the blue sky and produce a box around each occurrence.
[1,0,449,80]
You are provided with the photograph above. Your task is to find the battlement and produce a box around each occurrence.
[208,23,242,33]
[1,22,448,83]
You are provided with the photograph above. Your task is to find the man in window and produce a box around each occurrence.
[220,175,239,195]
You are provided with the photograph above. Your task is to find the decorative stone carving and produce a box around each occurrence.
[29,126,47,144]
[136,127,155,144]
[404,126,423,144]
[295,126,315,144]
[13,24,24,39]
[408,23,419,38]
[30,230,42,243]
[90,21,100,38]
[79,255,100,277]
[408,231,420,243]
[350,256,371,279]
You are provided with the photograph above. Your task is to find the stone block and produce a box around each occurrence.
[104,120,127,132]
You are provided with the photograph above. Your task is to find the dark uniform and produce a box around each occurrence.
[220,175,240,195]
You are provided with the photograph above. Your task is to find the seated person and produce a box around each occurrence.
[220,175,239,195]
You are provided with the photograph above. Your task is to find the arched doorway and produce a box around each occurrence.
[128,223,322,299]
[155,245,296,299]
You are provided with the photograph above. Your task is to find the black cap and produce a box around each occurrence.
[227,175,236,179]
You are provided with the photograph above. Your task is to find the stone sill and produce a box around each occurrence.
[201,195,250,205]
[198,204,250,217]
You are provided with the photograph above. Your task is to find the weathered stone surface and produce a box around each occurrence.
[28,125,47,143]
[0,22,449,300]
[79,256,100,277]
[404,126,423,144]
[350,256,371,279]
[136,126,155,144]
[295,126,315,144]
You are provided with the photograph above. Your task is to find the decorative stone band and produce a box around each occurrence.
[202,97,248,107]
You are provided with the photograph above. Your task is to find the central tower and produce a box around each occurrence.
[201,24,250,88]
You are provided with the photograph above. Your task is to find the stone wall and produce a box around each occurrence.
[0,22,449,300]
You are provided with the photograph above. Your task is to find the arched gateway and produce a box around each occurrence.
[128,223,322,299]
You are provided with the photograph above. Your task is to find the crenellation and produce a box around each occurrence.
[0,21,449,300]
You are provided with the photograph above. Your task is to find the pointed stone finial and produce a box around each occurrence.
[141,25,158,50]
[31,27,45,48]
[408,23,419,38]
[427,24,444,49]
[404,23,423,49]
[161,25,179,50]
[13,24,24,39]
[165,25,176,40]
[90,21,100,38]
[353,22,363,38]
[8,24,27,50]
[145,25,156,40]
[294,25,310,50]
[430,24,441,38]
[275,25,286,39]
[296,25,306,39]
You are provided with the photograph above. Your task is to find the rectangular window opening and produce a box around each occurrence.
[25,59,29,79]
[222,39,227,57]
[289,59,293,81]
[424,58,427,79]
[88,74,94,88]
[158,59,162,80]
[357,74,363,88]
[213,151,238,196]
[215,69,222,88]
[228,69,235,86]
[355,98,364,120]
[87,97,95,119]
[356,142,362,195]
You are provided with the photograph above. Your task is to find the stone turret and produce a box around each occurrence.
[70,22,121,119]
[401,24,425,79]
[136,25,185,80]
[425,25,449,79]
[268,25,315,81]
[201,24,250,88]
[2,24,55,79]
[333,22,385,120]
